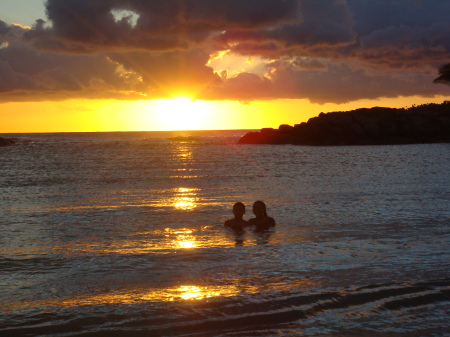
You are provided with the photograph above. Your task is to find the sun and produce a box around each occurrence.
[152,97,212,131]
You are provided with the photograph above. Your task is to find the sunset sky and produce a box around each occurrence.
[1,0,449,133]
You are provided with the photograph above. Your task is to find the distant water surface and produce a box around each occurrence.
[1,131,449,336]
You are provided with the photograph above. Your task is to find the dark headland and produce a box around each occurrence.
[0,137,15,146]
[239,101,450,146]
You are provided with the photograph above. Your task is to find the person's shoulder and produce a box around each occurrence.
[247,218,256,225]
[224,219,234,227]
[225,218,247,228]
[268,217,276,226]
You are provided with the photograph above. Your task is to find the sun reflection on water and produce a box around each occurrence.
[176,146,192,159]
[165,228,197,249]
[23,225,231,256]
[175,286,221,300]
[4,278,317,311]
[177,241,196,248]
[173,197,196,210]
[5,285,236,310]
[172,187,199,210]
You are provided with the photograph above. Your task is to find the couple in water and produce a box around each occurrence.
[224,201,276,232]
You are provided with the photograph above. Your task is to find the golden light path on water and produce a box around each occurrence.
[0,137,291,313]
[58,225,222,255]
[172,187,198,211]
[29,186,203,212]
[1,181,234,255]
[0,134,278,256]
[0,185,227,256]
[4,278,317,311]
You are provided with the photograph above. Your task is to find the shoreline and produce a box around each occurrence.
[0,136,15,146]
[239,101,450,146]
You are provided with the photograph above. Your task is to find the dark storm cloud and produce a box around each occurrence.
[218,0,356,55]
[26,0,299,53]
[210,0,450,102]
[0,20,10,41]
[0,20,28,45]
[220,0,450,67]
[0,20,220,102]
[341,0,450,70]
[1,0,450,103]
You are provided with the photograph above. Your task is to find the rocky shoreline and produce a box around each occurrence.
[0,136,15,146]
[239,102,450,146]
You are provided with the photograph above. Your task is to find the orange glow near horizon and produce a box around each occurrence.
[1,95,450,133]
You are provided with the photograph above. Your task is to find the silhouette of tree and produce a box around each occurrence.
[433,63,450,85]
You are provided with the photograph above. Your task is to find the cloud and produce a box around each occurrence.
[217,0,356,55]
[107,50,221,97]
[0,21,9,44]
[291,57,328,71]
[0,21,151,101]
[205,72,275,101]
[265,60,449,104]
[0,20,221,102]
[1,0,450,104]
[26,0,299,53]
[219,0,450,67]
[202,60,449,103]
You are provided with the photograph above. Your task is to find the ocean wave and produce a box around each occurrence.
[2,279,449,336]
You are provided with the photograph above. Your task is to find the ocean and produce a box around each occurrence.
[1,130,449,336]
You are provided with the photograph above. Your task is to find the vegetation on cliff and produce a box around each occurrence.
[434,63,450,86]
[239,101,450,145]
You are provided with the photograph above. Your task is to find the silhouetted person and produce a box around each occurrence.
[224,202,248,232]
[248,200,276,231]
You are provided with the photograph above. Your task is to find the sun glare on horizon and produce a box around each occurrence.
[4,95,449,133]
[151,97,213,131]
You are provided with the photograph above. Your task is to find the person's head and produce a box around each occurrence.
[233,202,245,218]
[252,200,267,217]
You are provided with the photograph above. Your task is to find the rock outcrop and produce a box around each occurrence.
[0,137,15,146]
[239,102,450,145]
